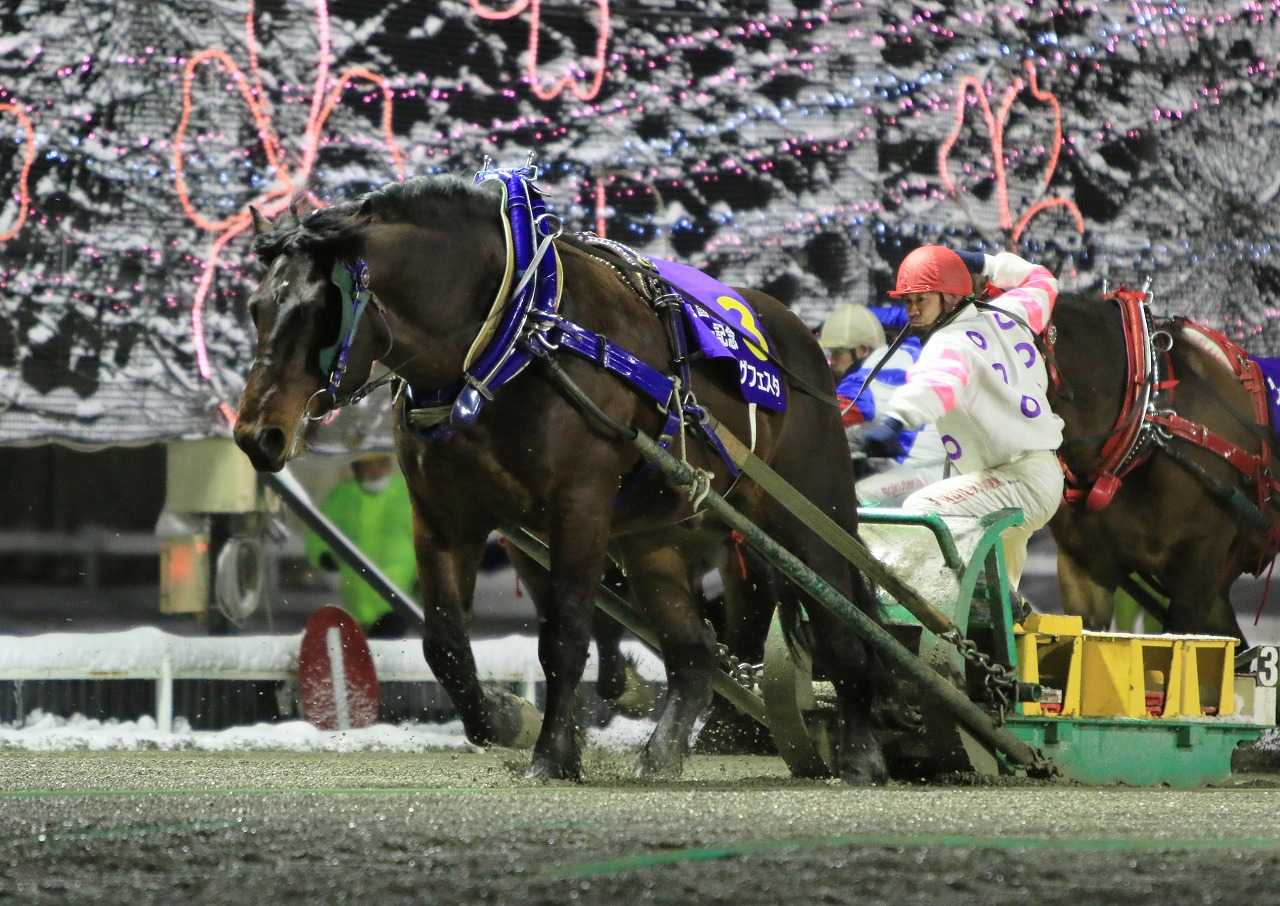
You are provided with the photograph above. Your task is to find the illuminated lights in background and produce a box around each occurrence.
[5,0,1280,445]
[172,0,405,403]
[471,0,611,102]
[937,60,1085,246]
[0,102,36,242]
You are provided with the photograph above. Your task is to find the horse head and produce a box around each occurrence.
[234,204,384,471]
[233,177,512,471]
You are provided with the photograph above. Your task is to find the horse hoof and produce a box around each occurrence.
[635,746,684,781]
[840,748,889,786]
[486,689,542,750]
[525,756,581,782]
[610,664,657,719]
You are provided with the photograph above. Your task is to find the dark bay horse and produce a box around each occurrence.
[233,173,886,782]
[1049,291,1274,637]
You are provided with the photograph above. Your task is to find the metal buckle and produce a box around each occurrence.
[463,372,496,401]
[525,324,562,358]
[534,212,563,239]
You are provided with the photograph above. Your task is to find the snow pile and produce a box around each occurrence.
[0,710,474,753]
[860,514,992,612]
[0,709,659,754]
[8,2,1280,446]
[584,716,658,753]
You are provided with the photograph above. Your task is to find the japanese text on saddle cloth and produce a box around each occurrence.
[876,251,1064,590]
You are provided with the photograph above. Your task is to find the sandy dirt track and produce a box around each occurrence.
[3,749,1279,905]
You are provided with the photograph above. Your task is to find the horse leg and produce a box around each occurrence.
[693,547,778,754]
[718,545,776,663]
[412,523,502,746]
[803,585,888,785]
[1057,546,1116,631]
[592,567,629,702]
[1162,540,1245,640]
[526,502,613,781]
[620,539,716,778]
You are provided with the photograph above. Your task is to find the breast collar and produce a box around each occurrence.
[398,163,566,434]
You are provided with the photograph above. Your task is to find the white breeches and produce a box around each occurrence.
[856,463,944,508]
[900,450,1063,589]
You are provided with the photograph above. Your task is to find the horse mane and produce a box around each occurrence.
[252,174,501,262]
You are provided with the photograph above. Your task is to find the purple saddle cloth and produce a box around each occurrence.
[649,257,785,412]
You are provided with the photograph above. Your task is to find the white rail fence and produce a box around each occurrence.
[0,628,665,733]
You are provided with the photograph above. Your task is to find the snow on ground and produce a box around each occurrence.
[0,709,657,755]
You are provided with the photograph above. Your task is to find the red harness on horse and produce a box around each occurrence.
[1051,289,1280,562]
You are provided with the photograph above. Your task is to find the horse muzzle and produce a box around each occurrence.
[234,421,290,472]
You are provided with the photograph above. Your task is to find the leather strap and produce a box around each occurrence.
[705,415,960,636]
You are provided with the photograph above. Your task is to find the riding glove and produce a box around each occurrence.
[856,416,904,460]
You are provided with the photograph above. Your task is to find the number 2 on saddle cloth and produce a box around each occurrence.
[647,257,786,413]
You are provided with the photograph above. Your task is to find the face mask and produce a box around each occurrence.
[357,476,391,495]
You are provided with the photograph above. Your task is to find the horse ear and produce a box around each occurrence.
[249,206,269,236]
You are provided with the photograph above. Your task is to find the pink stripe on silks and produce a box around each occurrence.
[1020,295,1047,333]
[1015,266,1059,333]
[920,380,957,411]
[934,348,973,383]
[908,348,970,412]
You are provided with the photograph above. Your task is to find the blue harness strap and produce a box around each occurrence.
[321,259,373,398]
[396,162,741,480]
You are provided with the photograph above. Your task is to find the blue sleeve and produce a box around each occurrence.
[836,367,876,422]
[871,305,908,333]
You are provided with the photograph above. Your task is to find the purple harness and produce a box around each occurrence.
[387,164,761,479]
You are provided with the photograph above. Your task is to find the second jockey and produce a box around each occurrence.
[828,305,947,506]
[851,246,1065,589]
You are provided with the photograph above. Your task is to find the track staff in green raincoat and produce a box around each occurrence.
[305,453,417,637]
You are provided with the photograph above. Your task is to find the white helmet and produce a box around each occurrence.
[818,304,885,351]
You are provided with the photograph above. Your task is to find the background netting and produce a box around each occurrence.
[2,0,1278,446]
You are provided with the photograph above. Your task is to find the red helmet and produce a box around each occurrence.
[888,245,973,298]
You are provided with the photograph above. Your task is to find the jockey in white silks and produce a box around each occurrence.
[850,246,1064,589]
[833,306,947,506]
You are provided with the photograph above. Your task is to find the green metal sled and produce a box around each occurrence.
[759,505,1270,786]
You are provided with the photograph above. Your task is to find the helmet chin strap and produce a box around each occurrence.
[927,290,981,333]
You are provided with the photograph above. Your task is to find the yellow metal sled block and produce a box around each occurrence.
[1078,635,1176,718]
[1163,638,1236,719]
[1015,623,1237,720]
[1021,613,1083,635]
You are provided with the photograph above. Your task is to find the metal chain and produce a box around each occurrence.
[940,628,1017,722]
[714,640,763,690]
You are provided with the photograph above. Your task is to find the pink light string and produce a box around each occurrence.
[471,0,611,101]
[172,0,406,417]
[0,102,37,242]
[937,60,1085,247]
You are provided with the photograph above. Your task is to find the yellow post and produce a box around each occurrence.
[1061,635,1084,717]
[1016,630,1041,717]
